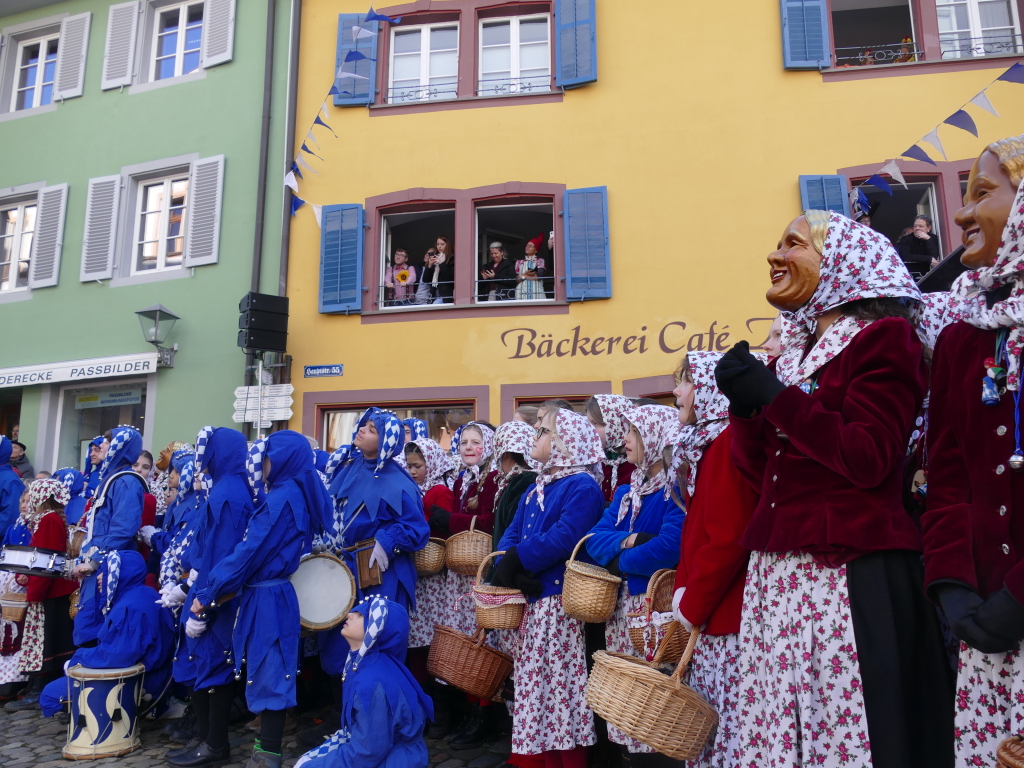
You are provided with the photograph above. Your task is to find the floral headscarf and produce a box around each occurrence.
[527,409,604,510]
[775,212,921,386]
[953,178,1024,389]
[592,394,634,466]
[493,421,537,504]
[669,351,731,497]
[914,291,966,356]
[407,438,454,493]
[29,478,70,512]
[618,406,681,528]
[458,422,495,502]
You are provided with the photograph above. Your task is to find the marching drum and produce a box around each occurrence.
[0,545,68,578]
[64,663,145,760]
[290,553,356,631]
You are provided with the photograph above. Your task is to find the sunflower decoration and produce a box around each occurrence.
[395,269,411,285]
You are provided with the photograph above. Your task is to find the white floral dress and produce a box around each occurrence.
[604,586,654,754]
[409,571,448,648]
[688,632,743,768]
[953,644,1024,765]
[440,570,478,638]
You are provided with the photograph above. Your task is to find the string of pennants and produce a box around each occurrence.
[283,6,399,226]
[851,59,1024,210]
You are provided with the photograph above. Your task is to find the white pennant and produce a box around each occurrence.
[336,69,369,80]
[306,130,320,150]
[970,91,1001,117]
[922,128,948,161]
[313,204,323,228]
[321,102,330,121]
[295,154,319,175]
[352,25,377,40]
[284,171,298,193]
[880,159,907,188]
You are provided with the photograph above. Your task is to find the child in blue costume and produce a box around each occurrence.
[84,435,106,499]
[146,448,200,559]
[294,597,432,768]
[167,427,255,768]
[191,430,332,768]
[72,426,146,646]
[52,468,88,531]
[41,550,174,717]
[310,409,428,746]
[0,436,26,539]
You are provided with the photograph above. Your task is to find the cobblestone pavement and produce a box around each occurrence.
[0,703,512,768]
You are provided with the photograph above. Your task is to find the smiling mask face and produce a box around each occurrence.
[766,215,822,311]
[958,149,1019,270]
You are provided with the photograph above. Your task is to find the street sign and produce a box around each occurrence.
[304,364,343,378]
[232,412,274,428]
[233,395,293,410]
[232,407,294,422]
[233,383,294,398]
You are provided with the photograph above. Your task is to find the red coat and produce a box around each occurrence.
[730,317,926,566]
[26,512,77,602]
[450,470,499,534]
[674,428,758,635]
[601,462,635,502]
[423,484,456,539]
[138,493,156,560]
[921,322,1024,600]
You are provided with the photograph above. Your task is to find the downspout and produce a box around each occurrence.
[278,0,302,297]
[251,0,278,293]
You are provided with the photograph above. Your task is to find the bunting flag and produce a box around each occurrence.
[365,7,401,23]
[997,62,1024,84]
[856,187,870,211]
[306,130,321,150]
[301,141,323,159]
[971,91,1000,117]
[313,204,324,228]
[321,102,330,120]
[352,25,377,41]
[291,196,306,216]
[284,171,299,194]
[314,115,338,137]
[328,84,342,96]
[922,128,948,161]
[335,69,369,80]
[291,161,303,180]
[296,154,319,175]
[944,108,979,137]
[879,160,907,188]
[901,145,937,166]
[865,173,893,196]
[345,50,376,62]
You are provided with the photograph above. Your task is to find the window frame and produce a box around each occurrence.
[0,15,64,118]
[386,21,460,103]
[0,199,38,294]
[473,200,556,305]
[130,173,190,276]
[476,12,553,96]
[11,33,59,112]
[149,0,205,82]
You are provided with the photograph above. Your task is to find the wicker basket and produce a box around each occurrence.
[0,591,27,622]
[562,534,621,623]
[586,629,718,760]
[627,569,689,664]
[473,552,525,630]
[414,538,447,576]
[67,526,86,559]
[999,735,1024,768]
[69,589,80,619]
[427,625,513,700]
[446,516,492,576]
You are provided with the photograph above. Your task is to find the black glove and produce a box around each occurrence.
[975,587,1024,646]
[493,547,523,589]
[606,553,623,577]
[714,351,756,417]
[428,506,451,536]
[632,532,655,547]
[515,571,543,597]
[716,341,786,411]
[937,584,1016,653]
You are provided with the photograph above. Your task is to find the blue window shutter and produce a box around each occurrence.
[780,0,830,70]
[335,14,379,106]
[320,204,364,314]
[555,0,597,88]
[563,186,611,301]
[799,175,851,216]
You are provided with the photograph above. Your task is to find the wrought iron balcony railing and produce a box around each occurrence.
[476,76,552,98]
[833,41,922,67]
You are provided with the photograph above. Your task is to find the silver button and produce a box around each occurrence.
[772,475,778,482]
[285,674,291,680]
[998,426,1008,436]
[554,579,560,585]
[916,416,924,426]
[770,502,776,508]
[911,430,921,441]
[247,680,253,685]
[1001,505,1008,516]
[1004,544,1011,554]
[775,450,781,457]
[998,465,1006,475]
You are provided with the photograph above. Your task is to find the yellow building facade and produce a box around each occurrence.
[284,0,1024,449]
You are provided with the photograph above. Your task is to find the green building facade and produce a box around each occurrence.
[0,0,292,472]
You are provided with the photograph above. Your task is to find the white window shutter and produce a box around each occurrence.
[28,183,68,289]
[80,175,121,282]
[53,13,91,100]
[184,155,224,267]
[202,0,236,68]
[101,1,140,90]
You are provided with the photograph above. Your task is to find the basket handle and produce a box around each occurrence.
[476,550,504,586]
[670,625,701,685]
[569,533,593,565]
[468,515,478,534]
[471,627,487,648]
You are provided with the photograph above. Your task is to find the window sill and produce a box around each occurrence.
[0,288,32,304]
[360,299,570,323]
[128,69,207,95]
[110,266,192,288]
[821,53,1024,82]
[0,103,58,123]
[369,89,563,116]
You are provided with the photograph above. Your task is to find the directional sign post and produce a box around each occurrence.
[232,380,295,432]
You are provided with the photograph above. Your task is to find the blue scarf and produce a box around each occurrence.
[203,427,252,521]
[265,430,332,534]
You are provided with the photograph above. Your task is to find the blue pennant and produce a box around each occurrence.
[998,62,1024,84]
[944,109,979,137]
[291,196,306,216]
[865,174,892,195]
[314,115,338,137]
[901,145,937,166]
[365,7,401,23]
[345,50,376,62]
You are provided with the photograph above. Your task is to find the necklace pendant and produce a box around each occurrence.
[1010,454,1024,472]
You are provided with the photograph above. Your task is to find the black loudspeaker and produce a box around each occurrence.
[238,292,288,352]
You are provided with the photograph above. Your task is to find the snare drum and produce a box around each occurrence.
[64,663,145,759]
[290,553,356,631]
[0,545,68,578]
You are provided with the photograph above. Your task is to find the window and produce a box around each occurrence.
[322,402,475,452]
[830,0,919,67]
[0,203,36,292]
[858,179,942,276]
[132,175,189,274]
[937,0,1022,57]
[379,208,456,306]
[55,381,147,472]
[152,2,204,81]
[12,35,59,111]
[387,23,459,103]
[475,203,555,303]
[478,15,551,95]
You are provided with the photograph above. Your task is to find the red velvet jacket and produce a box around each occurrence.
[674,428,759,635]
[601,462,635,502]
[730,317,926,565]
[450,470,499,534]
[26,512,77,602]
[137,492,156,560]
[423,484,456,539]
[921,322,1024,601]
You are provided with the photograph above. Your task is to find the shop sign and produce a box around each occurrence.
[0,352,159,388]
[75,388,143,410]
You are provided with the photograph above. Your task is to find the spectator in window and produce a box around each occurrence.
[10,424,18,442]
[9,442,34,481]
[479,242,517,301]
[384,248,417,306]
[895,36,916,63]
[515,235,547,301]
[897,215,940,277]
[424,236,455,304]
[414,247,436,305]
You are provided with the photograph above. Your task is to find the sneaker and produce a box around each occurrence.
[158,696,190,720]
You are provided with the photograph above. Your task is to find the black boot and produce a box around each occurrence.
[450,704,498,749]
[171,704,199,742]
[426,682,453,739]
[166,740,231,767]
[445,701,477,743]
[166,737,203,760]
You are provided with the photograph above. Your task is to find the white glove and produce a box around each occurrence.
[369,541,390,573]
[139,525,158,546]
[158,585,188,608]
[187,569,199,586]
[672,587,695,632]
[64,659,72,673]
[185,617,208,638]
